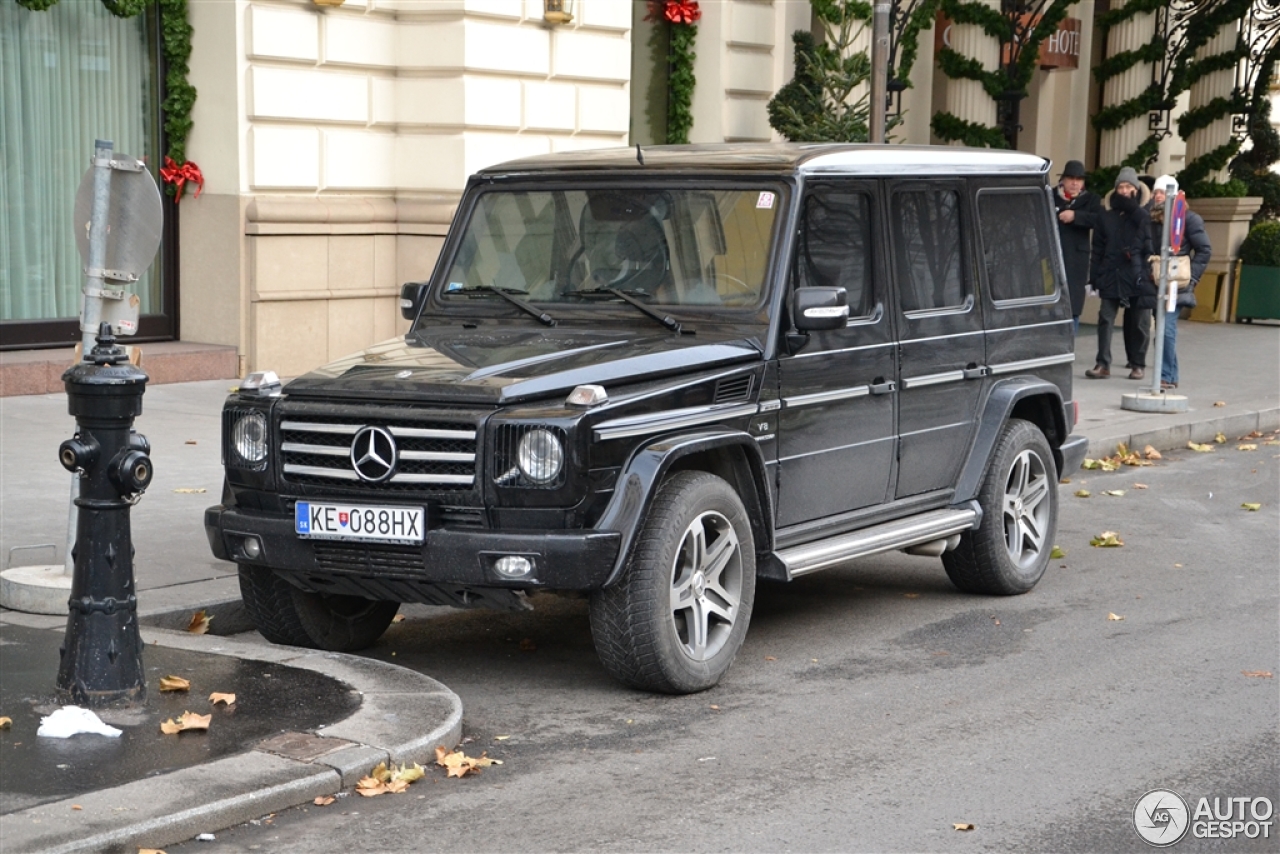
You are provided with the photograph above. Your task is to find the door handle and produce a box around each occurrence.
[870,380,896,395]
[963,365,988,380]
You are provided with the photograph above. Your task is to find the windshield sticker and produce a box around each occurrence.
[756,191,775,209]
[446,282,464,292]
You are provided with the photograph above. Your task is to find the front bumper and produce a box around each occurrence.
[205,505,621,593]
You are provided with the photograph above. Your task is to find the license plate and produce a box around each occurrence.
[295,502,425,545]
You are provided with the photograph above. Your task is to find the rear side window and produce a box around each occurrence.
[796,188,874,318]
[891,188,966,312]
[977,189,1059,303]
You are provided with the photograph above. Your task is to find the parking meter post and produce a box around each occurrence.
[81,140,115,359]
[56,323,151,706]
[1150,191,1175,396]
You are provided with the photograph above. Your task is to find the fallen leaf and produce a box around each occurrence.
[172,487,206,494]
[1188,442,1214,453]
[1238,444,1258,451]
[954,823,975,831]
[1214,432,1227,444]
[709,704,721,711]
[1174,563,1183,568]
[1050,546,1066,559]
[1244,430,1263,439]
[519,638,537,652]
[159,711,211,735]
[356,761,425,795]
[0,717,11,729]
[1074,489,1091,498]
[313,796,335,806]
[1242,503,1262,511]
[1213,400,1226,407]
[392,762,425,784]
[208,692,236,705]
[1099,458,1120,471]
[1090,531,1124,547]
[434,746,501,779]
[184,440,198,445]
[1108,613,1125,621]
[391,614,406,623]
[1242,670,1273,678]
[355,778,388,797]
[72,804,82,810]
[138,850,167,854]
[1133,483,1148,489]
[1103,489,1126,497]
[1142,445,1162,460]
[1264,439,1280,446]
[764,656,777,661]
[494,735,511,740]
[1059,477,1071,484]
[158,675,190,693]
[186,610,212,634]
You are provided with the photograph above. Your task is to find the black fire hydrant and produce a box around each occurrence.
[56,323,152,705]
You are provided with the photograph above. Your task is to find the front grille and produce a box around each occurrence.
[313,543,424,574]
[279,411,478,494]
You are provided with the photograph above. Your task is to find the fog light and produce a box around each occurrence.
[242,537,262,559]
[494,555,533,579]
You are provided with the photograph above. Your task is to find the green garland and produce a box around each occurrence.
[10,0,196,196]
[930,112,1007,148]
[893,0,942,87]
[667,23,697,144]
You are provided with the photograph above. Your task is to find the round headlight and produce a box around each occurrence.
[232,411,268,464]
[516,428,564,485]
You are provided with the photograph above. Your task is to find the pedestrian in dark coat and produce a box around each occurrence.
[1148,175,1212,389]
[1053,159,1104,330]
[1084,167,1155,379]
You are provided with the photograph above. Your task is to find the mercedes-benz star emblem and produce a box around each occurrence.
[350,426,397,483]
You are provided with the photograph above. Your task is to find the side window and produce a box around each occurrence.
[796,187,874,318]
[891,188,966,312]
[977,189,1059,303]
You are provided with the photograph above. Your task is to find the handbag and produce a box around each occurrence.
[1149,254,1193,290]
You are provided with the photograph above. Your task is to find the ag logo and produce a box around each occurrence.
[1134,789,1190,846]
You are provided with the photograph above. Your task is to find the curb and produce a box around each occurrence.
[1083,406,1280,459]
[0,628,463,854]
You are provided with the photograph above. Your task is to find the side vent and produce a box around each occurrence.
[714,374,754,404]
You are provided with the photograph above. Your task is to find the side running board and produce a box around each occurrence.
[776,508,979,579]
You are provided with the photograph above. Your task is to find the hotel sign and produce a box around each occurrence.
[934,14,1081,70]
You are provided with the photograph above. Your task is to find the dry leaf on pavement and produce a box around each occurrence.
[1238,444,1258,451]
[435,745,501,778]
[314,796,335,806]
[1103,490,1126,497]
[172,488,206,494]
[1050,546,1066,559]
[158,675,190,693]
[1213,400,1226,407]
[1133,483,1148,489]
[1242,503,1262,512]
[160,711,211,735]
[0,716,11,729]
[1242,670,1273,678]
[1188,442,1214,453]
[1090,531,1124,547]
[208,693,236,705]
[1142,445,1162,460]
[186,610,212,634]
[1074,489,1091,498]
[138,849,167,854]
[356,761,426,796]
[391,614,406,623]
[954,823,975,831]
[1108,613,1125,621]
[764,656,777,661]
[1214,432,1227,444]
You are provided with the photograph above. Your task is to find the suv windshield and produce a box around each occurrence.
[437,187,782,310]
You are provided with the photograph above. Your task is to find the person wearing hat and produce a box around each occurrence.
[1084,166,1155,380]
[1147,175,1211,389]
[1054,160,1104,332]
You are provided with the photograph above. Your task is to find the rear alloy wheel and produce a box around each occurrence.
[238,564,399,651]
[943,418,1058,595]
[590,471,755,693]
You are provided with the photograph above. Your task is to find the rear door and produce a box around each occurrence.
[887,180,986,499]
[775,180,897,528]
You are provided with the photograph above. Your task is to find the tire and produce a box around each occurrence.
[589,471,756,694]
[942,419,1058,595]
[237,564,399,651]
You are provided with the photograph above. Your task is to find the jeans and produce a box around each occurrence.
[1161,308,1179,384]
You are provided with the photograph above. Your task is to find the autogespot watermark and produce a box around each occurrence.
[1133,788,1275,846]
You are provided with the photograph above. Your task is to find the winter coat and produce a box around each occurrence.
[1089,187,1156,307]
[1148,204,1212,308]
[1054,184,1104,316]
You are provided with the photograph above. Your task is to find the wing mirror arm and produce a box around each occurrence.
[400,282,429,321]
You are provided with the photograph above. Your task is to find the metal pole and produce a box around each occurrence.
[81,140,114,358]
[1149,190,1175,395]
[870,2,891,144]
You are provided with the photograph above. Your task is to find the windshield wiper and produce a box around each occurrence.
[457,285,556,327]
[567,288,683,333]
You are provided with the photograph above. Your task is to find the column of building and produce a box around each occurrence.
[1183,20,1241,183]
[941,0,1000,143]
[1097,0,1158,167]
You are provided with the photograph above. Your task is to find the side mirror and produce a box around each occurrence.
[400,282,428,321]
[792,287,849,331]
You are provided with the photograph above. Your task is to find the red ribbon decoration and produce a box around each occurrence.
[160,156,204,203]
[663,0,700,24]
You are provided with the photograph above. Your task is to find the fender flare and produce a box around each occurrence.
[595,429,774,587]
[953,378,1067,504]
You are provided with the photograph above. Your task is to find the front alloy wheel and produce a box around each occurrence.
[669,509,744,662]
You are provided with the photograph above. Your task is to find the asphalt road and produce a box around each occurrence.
[176,443,1278,854]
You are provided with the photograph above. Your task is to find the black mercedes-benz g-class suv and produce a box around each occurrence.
[207,144,1087,694]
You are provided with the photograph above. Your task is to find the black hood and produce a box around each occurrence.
[284,325,763,404]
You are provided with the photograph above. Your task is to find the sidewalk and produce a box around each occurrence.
[0,318,1275,852]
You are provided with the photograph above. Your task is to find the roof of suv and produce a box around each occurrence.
[479,143,1050,178]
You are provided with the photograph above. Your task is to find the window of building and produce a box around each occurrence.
[1,1,170,348]
[977,189,1059,303]
[891,188,966,313]
[796,187,875,318]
